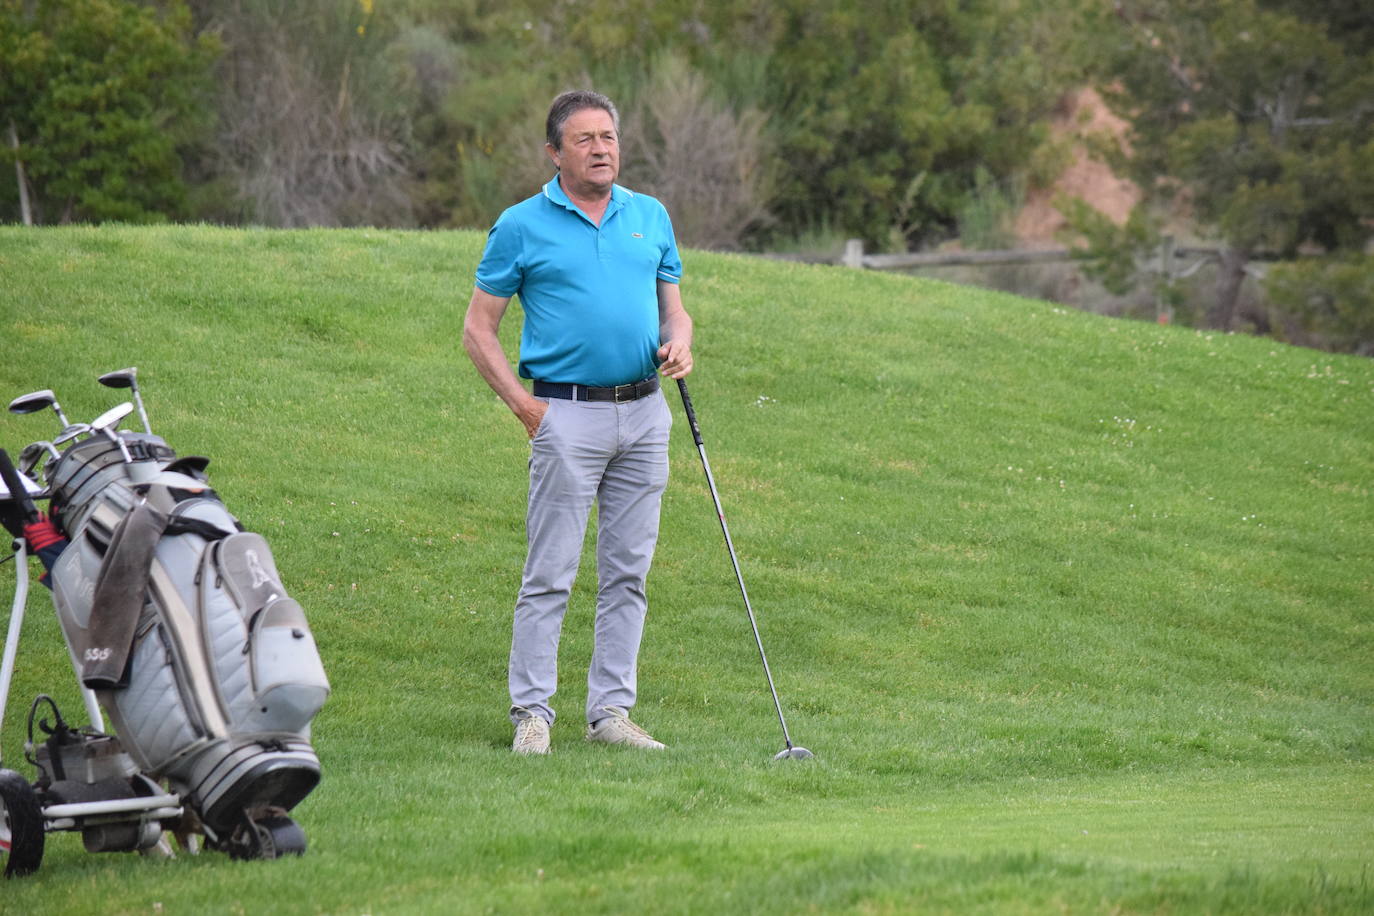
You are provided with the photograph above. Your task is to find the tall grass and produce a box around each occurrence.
[0,225,1369,913]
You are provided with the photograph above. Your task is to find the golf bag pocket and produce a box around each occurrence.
[246,596,328,734]
[202,532,329,735]
[214,531,285,616]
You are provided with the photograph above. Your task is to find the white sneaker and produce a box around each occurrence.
[512,713,550,755]
[585,707,665,750]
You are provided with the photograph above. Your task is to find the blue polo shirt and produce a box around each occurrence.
[475,176,683,387]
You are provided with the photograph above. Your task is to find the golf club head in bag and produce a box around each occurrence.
[8,389,70,429]
[98,367,152,434]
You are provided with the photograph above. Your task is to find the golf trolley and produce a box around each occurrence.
[0,369,328,877]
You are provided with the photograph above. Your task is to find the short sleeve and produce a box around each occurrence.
[656,204,682,284]
[475,210,524,297]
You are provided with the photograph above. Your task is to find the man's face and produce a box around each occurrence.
[547,107,619,198]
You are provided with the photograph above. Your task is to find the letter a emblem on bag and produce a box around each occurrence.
[246,549,273,588]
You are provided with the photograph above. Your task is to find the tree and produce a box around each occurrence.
[386,0,1095,249]
[1267,254,1374,355]
[187,0,414,227]
[1096,0,1374,336]
[0,0,218,224]
[745,0,1101,250]
[617,52,772,250]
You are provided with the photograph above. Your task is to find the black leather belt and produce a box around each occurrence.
[533,375,660,403]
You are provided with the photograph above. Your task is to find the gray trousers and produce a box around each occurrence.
[509,389,671,726]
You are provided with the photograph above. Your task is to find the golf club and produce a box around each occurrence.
[675,378,814,762]
[53,424,91,447]
[8,389,70,429]
[98,367,152,434]
[90,402,135,464]
[17,441,59,478]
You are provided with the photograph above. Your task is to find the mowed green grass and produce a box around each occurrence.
[0,225,1370,914]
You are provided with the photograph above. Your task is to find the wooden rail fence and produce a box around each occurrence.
[766,237,1244,324]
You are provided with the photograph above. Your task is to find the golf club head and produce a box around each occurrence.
[91,402,135,464]
[8,389,56,414]
[773,746,815,761]
[98,366,152,433]
[54,423,91,446]
[91,402,134,434]
[18,441,58,476]
[8,389,70,427]
[97,367,137,389]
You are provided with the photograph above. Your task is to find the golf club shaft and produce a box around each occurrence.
[676,378,798,750]
[130,386,151,435]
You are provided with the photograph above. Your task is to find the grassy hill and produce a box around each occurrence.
[0,225,1370,913]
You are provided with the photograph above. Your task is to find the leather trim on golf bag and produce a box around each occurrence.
[47,434,328,835]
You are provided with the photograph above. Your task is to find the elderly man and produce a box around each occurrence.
[463,90,693,755]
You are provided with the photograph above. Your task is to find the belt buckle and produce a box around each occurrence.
[613,383,633,403]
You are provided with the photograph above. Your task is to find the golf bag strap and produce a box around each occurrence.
[82,502,170,689]
[165,515,236,541]
[164,455,210,479]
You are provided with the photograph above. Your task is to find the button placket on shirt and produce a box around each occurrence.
[596,200,621,261]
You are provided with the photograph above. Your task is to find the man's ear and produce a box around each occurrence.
[544,143,560,170]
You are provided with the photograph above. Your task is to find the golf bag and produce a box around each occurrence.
[43,429,328,847]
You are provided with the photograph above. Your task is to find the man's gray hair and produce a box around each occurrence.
[545,90,620,151]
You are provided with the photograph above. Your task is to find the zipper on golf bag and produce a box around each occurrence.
[155,623,210,744]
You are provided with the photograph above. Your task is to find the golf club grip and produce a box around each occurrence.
[0,448,38,524]
[675,378,705,447]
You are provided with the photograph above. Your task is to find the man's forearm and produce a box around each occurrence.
[463,288,546,436]
[661,309,692,350]
[463,324,527,411]
[656,280,694,378]
[657,281,692,348]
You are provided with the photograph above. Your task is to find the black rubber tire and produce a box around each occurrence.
[252,815,306,859]
[0,768,44,878]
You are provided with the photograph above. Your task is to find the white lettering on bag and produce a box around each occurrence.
[246,549,272,588]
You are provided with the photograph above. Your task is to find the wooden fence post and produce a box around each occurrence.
[842,238,865,269]
[8,121,32,227]
[1156,234,1175,325]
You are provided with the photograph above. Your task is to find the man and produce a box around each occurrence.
[463,90,693,755]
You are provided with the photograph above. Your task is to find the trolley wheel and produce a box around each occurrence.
[229,814,306,860]
[0,768,44,878]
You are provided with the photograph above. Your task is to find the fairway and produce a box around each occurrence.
[0,226,1370,913]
